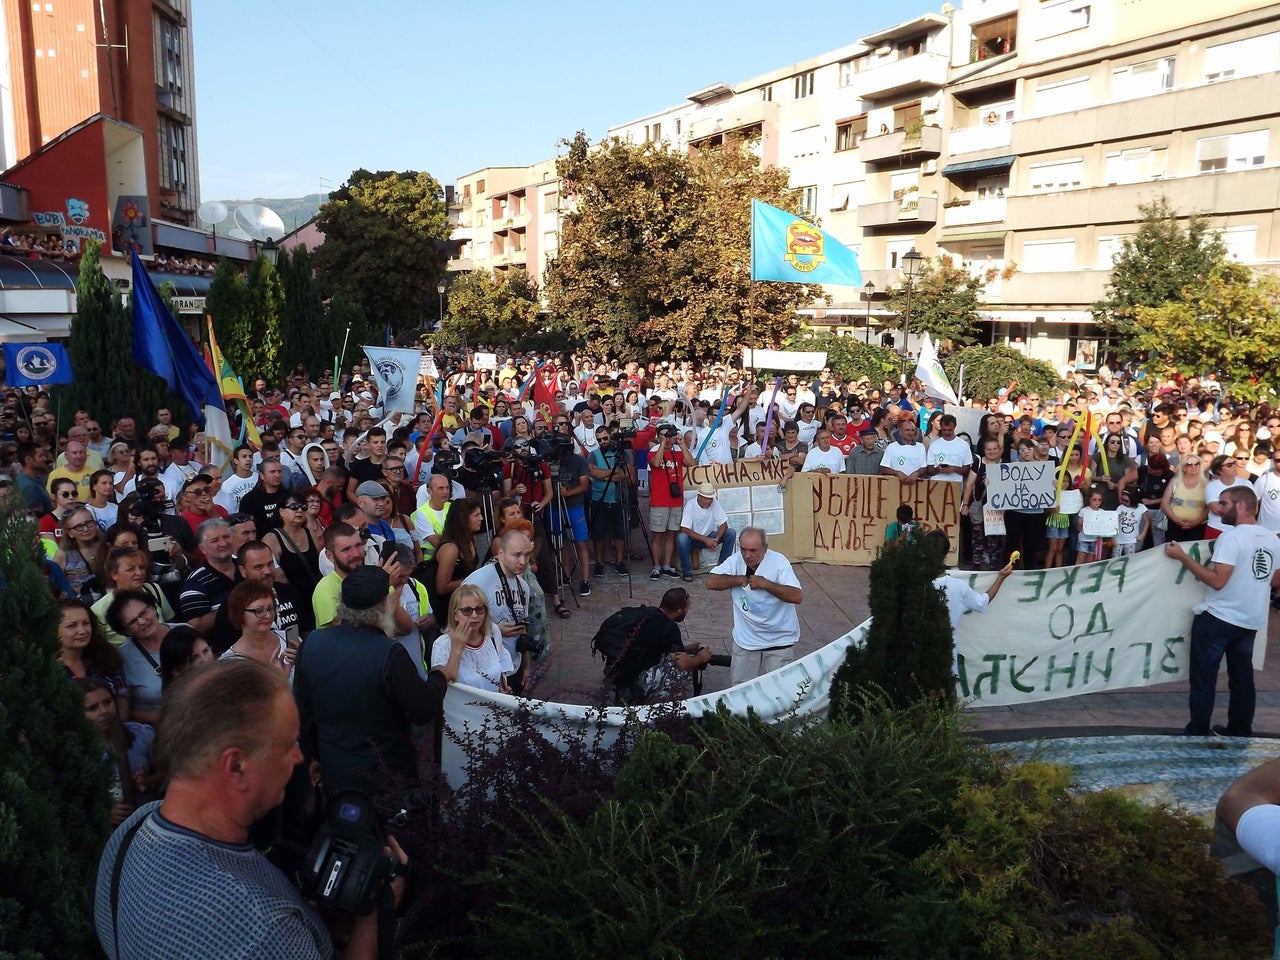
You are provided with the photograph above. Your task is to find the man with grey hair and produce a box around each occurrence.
[95,659,405,958]
[179,518,239,635]
[294,566,465,796]
[707,526,803,685]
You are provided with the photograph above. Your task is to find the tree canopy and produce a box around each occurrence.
[206,255,285,386]
[1093,196,1228,352]
[888,253,1008,347]
[942,344,1065,404]
[313,168,450,332]
[545,132,822,361]
[439,268,541,350]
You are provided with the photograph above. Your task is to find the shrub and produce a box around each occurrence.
[943,343,1065,404]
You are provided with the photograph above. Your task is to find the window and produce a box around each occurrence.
[543,231,559,255]
[1111,57,1175,99]
[1037,2,1091,40]
[160,19,182,93]
[1221,225,1257,262]
[1028,157,1083,193]
[543,192,557,214]
[839,55,869,86]
[897,34,926,57]
[160,119,187,189]
[971,14,1017,62]
[495,197,508,217]
[760,84,773,102]
[790,126,821,160]
[476,178,486,193]
[1103,146,1166,185]
[889,169,919,199]
[645,122,661,143]
[1204,32,1280,83]
[893,102,922,132]
[1021,238,1076,272]
[829,182,861,211]
[886,238,915,270]
[835,116,867,151]
[675,119,682,135]
[798,186,818,216]
[1196,131,1268,173]
[974,175,1008,200]
[1033,76,1089,115]
[794,71,814,99]
[1096,235,1126,268]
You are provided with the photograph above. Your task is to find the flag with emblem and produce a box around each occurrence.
[750,199,862,286]
[205,317,261,449]
[531,363,559,424]
[913,333,959,405]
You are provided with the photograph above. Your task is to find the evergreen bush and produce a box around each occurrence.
[0,494,113,958]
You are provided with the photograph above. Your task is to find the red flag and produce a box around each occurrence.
[532,363,559,424]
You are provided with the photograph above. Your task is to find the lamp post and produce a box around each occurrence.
[899,247,923,383]
[862,280,876,344]
[436,279,446,330]
[261,237,278,267]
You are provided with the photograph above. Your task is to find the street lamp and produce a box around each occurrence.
[260,237,278,267]
[899,247,923,383]
[436,279,446,329]
[862,280,876,345]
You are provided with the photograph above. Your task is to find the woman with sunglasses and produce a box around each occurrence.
[1205,453,1252,541]
[1090,433,1136,511]
[39,477,80,545]
[265,494,322,599]
[431,584,513,693]
[219,581,292,677]
[1162,456,1209,542]
[106,588,183,724]
[53,505,108,600]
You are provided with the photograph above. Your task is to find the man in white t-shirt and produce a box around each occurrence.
[800,428,846,474]
[879,419,928,485]
[925,414,972,484]
[707,527,803,686]
[1253,452,1280,534]
[1166,487,1280,737]
[676,482,736,580]
[215,445,259,514]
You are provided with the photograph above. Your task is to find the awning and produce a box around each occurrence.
[941,155,1016,177]
[0,254,77,290]
[0,316,47,342]
[148,271,213,297]
[940,229,1009,242]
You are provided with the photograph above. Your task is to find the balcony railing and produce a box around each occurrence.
[947,121,1013,156]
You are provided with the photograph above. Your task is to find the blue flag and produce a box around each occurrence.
[750,199,863,286]
[130,253,221,426]
[3,342,72,387]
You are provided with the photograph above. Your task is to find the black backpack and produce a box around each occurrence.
[589,605,656,669]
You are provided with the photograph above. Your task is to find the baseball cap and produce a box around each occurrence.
[355,480,391,498]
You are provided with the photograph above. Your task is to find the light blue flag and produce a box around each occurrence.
[750,199,862,286]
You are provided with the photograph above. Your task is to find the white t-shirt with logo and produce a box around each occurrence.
[1205,476,1252,533]
[680,497,729,538]
[1253,471,1280,534]
[695,423,734,466]
[801,445,846,473]
[881,441,927,477]
[1203,523,1280,630]
[710,548,802,650]
[927,437,971,482]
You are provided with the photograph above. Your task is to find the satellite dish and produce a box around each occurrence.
[197,200,228,224]
[226,227,253,241]
[233,203,286,242]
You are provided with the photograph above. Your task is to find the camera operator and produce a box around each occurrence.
[295,566,465,797]
[122,477,196,579]
[587,425,635,584]
[502,437,558,599]
[545,415,592,598]
[94,658,408,959]
[605,587,713,704]
[648,422,695,580]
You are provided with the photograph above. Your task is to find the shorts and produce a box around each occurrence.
[1076,535,1099,553]
[590,501,626,542]
[546,503,587,541]
[1046,525,1070,540]
[649,504,682,533]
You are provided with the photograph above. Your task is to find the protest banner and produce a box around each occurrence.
[1082,509,1119,537]
[954,542,1263,707]
[944,404,985,445]
[985,461,1057,510]
[741,347,827,371]
[473,351,498,370]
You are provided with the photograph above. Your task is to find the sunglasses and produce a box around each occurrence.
[456,605,487,617]
[282,502,305,510]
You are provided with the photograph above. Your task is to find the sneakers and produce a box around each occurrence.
[615,562,629,576]
[663,566,680,579]
[649,567,662,581]
[579,580,592,597]
[592,562,605,578]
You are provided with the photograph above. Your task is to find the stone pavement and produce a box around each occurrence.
[524,536,1280,739]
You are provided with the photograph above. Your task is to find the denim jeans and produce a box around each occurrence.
[675,527,737,574]
[1186,611,1256,735]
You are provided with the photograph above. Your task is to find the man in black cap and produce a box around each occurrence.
[293,566,466,797]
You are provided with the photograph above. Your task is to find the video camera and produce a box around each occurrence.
[431,448,460,478]
[611,417,637,441]
[303,790,408,916]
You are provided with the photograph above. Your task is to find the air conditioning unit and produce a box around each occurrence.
[875,45,893,57]
[921,159,938,174]
[921,95,941,114]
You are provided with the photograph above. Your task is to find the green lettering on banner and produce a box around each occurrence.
[1045,566,1079,599]
[1160,636,1185,676]
[1174,542,1210,586]
[1080,561,1107,595]
[1019,571,1047,604]
[1128,641,1154,680]
[1084,647,1114,684]
[1048,604,1075,640]
[1106,555,1128,593]
[974,654,1006,697]
[1077,603,1112,644]
[1045,652,1079,691]
[1008,656,1038,693]
[955,654,971,699]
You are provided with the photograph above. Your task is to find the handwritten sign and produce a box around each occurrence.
[473,352,498,370]
[986,461,1056,510]
[1081,509,1119,537]
[806,474,961,566]
[982,505,1006,535]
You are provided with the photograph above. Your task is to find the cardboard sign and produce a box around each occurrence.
[986,461,1057,511]
[982,504,1006,535]
[473,352,499,370]
[1081,509,1119,537]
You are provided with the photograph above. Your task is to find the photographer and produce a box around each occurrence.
[647,422,694,580]
[545,415,592,598]
[587,425,635,585]
[94,658,408,959]
[502,438,559,603]
[122,477,196,578]
[461,529,542,694]
[605,587,712,705]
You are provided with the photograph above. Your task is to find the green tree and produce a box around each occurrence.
[1132,262,1280,402]
[0,495,113,958]
[439,268,541,349]
[54,241,133,430]
[887,254,1007,347]
[206,258,251,381]
[1093,196,1228,352]
[244,256,285,386]
[942,344,1065,404]
[278,246,329,381]
[545,131,822,361]
[782,330,898,384]
[312,168,450,333]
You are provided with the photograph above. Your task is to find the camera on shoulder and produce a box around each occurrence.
[302,790,403,916]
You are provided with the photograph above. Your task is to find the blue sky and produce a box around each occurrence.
[193,0,935,201]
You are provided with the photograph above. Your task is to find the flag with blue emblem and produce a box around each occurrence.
[750,199,862,286]
[3,342,72,387]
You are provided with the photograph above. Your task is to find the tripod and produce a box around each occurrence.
[543,459,582,610]
[588,442,653,600]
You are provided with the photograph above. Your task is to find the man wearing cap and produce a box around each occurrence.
[847,425,885,476]
[354,480,397,545]
[648,422,694,580]
[295,565,465,797]
[675,483,735,582]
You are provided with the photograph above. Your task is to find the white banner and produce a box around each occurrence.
[986,460,1057,510]
[742,348,827,371]
[418,354,439,378]
[1082,509,1119,537]
[913,333,959,404]
[362,345,421,414]
[473,351,499,370]
[944,404,985,446]
[955,542,1264,707]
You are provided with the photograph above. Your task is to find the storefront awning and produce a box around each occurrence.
[0,254,77,290]
[939,229,1009,243]
[941,155,1015,177]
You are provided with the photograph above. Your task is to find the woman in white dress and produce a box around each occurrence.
[430,583,513,693]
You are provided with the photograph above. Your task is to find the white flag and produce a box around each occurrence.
[363,345,422,414]
[913,333,959,405]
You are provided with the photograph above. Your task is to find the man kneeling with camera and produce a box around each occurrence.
[95,658,409,959]
[598,587,715,704]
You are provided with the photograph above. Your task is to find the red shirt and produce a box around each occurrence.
[648,444,686,507]
[830,432,857,456]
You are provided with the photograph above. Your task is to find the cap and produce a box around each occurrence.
[696,482,717,499]
[859,425,878,437]
[355,480,391,498]
[341,566,390,610]
[1203,431,1224,445]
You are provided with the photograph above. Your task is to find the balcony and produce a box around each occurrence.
[859,124,942,164]
[686,98,780,144]
[857,194,939,229]
[855,51,948,101]
[947,121,1012,156]
[943,198,1006,227]
[446,257,475,272]
[999,269,1111,306]
[492,211,530,233]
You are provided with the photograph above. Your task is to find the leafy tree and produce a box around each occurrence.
[1133,262,1280,402]
[278,245,327,381]
[0,494,114,958]
[942,344,1065,404]
[439,268,541,349]
[244,256,285,386]
[206,258,251,381]
[54,241,133,430]
[312,168,450,333]
[1093,196,1228,352]
[545,131,822,361]
[887,254,1008,347]
[783,330,899,385]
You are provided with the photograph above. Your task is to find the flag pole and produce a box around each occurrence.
[337,323,352,390]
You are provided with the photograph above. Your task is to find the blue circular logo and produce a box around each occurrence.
[15,345,58,382]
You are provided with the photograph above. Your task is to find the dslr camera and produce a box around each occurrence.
[611,417,637,441]
[514,623,548,659]
[302,790,399,916]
